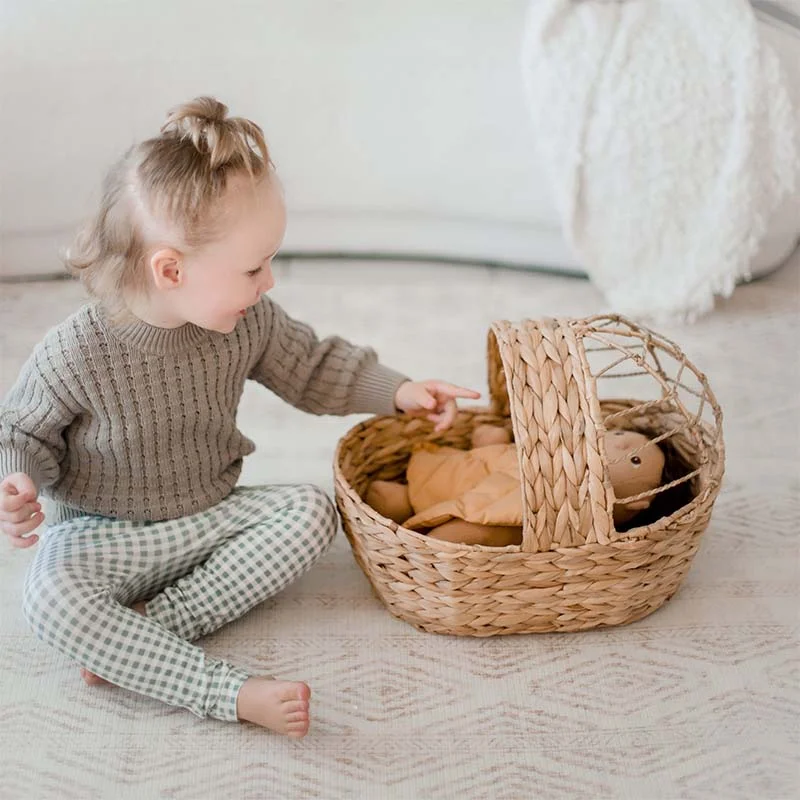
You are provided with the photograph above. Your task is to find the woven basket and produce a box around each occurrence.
[334,314,725,636]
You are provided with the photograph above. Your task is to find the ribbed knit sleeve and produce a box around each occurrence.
[0,355,76,491]
[248,298,409,416]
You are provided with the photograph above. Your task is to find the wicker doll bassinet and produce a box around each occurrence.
[334,315,725,636]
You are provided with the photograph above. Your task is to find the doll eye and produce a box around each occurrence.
[630,455,642,466]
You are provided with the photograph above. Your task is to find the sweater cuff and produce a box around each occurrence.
[0,449,47,491]
[349,363,410,416]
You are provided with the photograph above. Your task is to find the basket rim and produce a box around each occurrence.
[333,402,725,552]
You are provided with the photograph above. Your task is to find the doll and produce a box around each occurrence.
[365,425,665,547]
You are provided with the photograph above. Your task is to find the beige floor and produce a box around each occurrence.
[1,254,798,799]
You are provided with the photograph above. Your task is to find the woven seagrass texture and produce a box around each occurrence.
[334,315,725,636]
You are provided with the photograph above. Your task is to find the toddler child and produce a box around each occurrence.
[0,96,479,738]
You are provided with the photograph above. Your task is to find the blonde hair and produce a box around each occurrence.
[66,96,271,320]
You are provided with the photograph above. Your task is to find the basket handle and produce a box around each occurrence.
[488,319,616,551]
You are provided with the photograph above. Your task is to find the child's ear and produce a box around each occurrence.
[149,248,184,290]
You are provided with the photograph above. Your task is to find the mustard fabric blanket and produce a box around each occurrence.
[404,444,522,530]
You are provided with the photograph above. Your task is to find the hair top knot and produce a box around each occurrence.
[160,96,267,171]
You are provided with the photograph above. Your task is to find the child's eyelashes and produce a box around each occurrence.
[246,266,264,277]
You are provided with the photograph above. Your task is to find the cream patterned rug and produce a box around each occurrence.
[1,254,798,799]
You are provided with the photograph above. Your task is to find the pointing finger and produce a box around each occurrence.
[425,381,481,400]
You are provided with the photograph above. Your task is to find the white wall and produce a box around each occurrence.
[0,0,574,278]
[1,1,797,279]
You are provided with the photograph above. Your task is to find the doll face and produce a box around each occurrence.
[605,429,665,523]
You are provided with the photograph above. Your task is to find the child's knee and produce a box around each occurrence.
[293,483,338,551]
[22,562,80,642]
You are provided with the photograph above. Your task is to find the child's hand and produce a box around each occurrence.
[0,473,44,549]
[394,380,481,432]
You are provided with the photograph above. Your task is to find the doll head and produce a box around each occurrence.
[605,429,666,525]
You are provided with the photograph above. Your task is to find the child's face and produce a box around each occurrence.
[171,173,286,334]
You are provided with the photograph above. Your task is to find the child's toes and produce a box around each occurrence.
[284,699,308,715]
[286,719,310,739]
[295,683,311,702]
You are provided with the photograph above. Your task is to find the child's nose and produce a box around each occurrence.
[260,265,275,294]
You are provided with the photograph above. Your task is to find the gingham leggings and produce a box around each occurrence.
[22,484,337,722]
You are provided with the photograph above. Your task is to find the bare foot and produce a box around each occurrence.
[80,601,147,687]
[79,667,111,687]
[236,678,312,738]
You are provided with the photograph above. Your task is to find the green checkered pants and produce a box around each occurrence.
[22,484,337,722]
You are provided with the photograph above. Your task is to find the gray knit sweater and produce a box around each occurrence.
[0,297,408,524]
